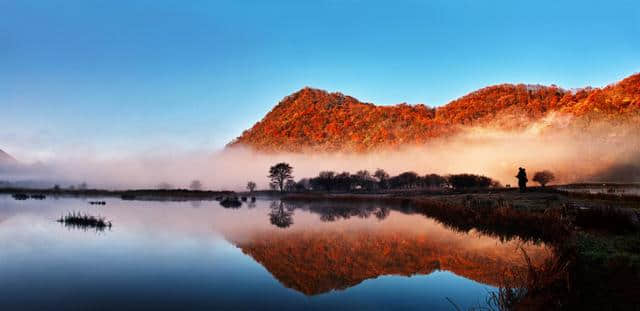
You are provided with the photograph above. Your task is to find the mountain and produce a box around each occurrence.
[228,73,640,152]
[0,149,17,165]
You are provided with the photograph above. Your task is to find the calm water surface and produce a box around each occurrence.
[0,195,549,310]
[559,186,640,196]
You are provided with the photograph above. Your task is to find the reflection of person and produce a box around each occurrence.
[516,167,528,193]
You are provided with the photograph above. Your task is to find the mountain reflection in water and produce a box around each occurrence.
[224,200,549,296]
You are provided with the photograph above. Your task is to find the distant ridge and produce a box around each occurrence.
[0,149,17,165]
[229,73,640,152]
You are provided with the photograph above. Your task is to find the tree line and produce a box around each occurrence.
[264,162,557,193]
[264,162,541,193]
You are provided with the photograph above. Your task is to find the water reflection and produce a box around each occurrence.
[0,195,550,310]
[269,201,294,228]
[57,220,112,233]
[223,200,549,296]
[266,200,393,225]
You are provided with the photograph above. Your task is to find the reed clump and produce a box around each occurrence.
[220,196,242,208]
[57,212,112,230]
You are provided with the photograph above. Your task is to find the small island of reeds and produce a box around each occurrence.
[57,212,112,231]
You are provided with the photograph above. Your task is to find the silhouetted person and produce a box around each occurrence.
[516,167,528,193]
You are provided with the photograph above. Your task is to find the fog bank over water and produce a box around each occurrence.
[2,116,639,190]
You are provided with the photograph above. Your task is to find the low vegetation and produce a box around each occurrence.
[57,212,112,230]
[11,193,28,200]
[219,196,242,208]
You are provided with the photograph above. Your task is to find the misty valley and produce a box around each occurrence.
[2,1,639,309]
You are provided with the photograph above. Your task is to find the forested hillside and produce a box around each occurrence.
[229,73,640,152]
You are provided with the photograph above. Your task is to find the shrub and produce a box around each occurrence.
[533,170,555,187]
[447,174,494,190]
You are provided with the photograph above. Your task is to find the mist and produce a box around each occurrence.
[3,114,639,190]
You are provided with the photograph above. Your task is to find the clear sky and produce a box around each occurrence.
[1,0,639,161]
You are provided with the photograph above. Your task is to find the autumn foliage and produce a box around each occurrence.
[229,73,640,152]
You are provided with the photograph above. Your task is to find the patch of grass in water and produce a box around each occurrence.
[57,212,112,231]
[220,196,242,208]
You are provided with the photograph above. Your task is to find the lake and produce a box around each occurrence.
[0,195,549,310]
[558,185,640,196]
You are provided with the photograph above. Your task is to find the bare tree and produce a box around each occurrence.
[247,181,257,193]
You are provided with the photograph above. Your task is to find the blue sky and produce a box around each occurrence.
[1,0,638,161]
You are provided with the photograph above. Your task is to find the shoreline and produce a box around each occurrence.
[2,184,639,204]
[0,188,236,201]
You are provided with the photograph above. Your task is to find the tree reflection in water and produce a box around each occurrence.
[374,207,390,220]
[269,201,294,228]
[267,201,391,228]
[318,205,390,222]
